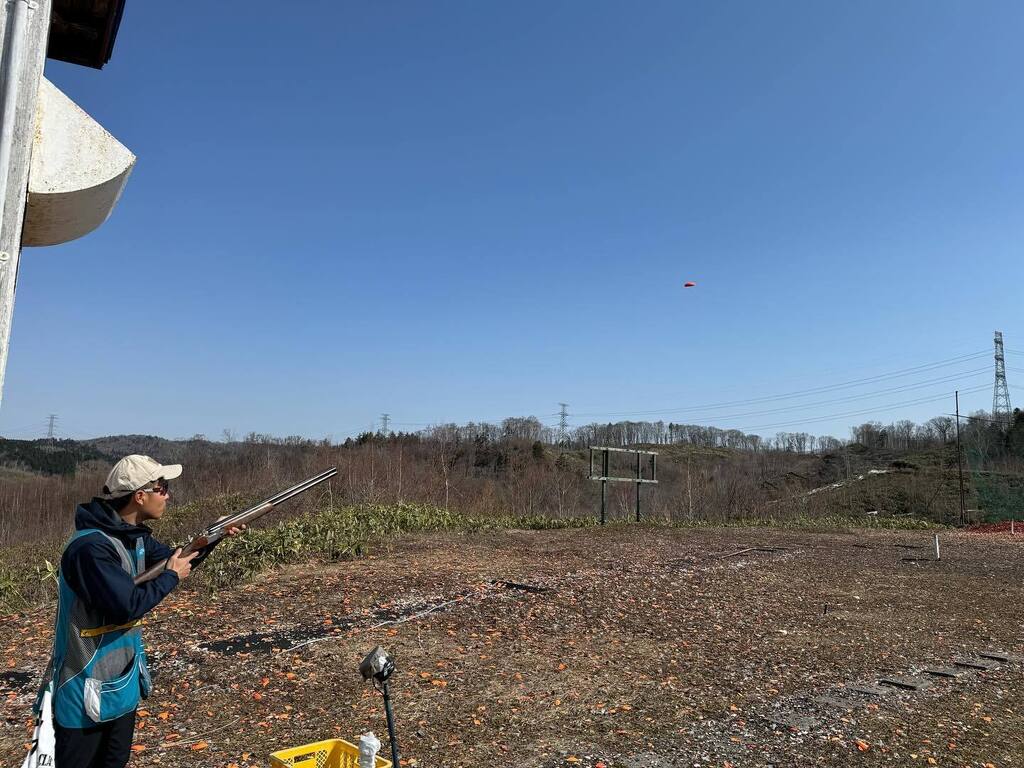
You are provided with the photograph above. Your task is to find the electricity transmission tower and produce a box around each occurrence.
[380,413,391,436]
[558,403,569,444]
[993,331,1012,426]
[44,413,57,450]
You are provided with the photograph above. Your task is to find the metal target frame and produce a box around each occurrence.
[588,446,658,525]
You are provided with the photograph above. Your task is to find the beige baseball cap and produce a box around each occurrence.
[103,454,183,497]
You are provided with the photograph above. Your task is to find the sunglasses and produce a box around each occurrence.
[141,480,169,496]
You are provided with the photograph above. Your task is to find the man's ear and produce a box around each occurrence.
[133,490,147,506]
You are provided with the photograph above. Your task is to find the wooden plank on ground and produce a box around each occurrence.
[979,651,1022,663]
[879,676,932,692]
[923,667,963,678]
[953,658,998,671]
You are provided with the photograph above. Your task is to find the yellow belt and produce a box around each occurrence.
[79,619,142,638]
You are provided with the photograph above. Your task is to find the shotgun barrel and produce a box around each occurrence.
[206,467,338,534]
[134,467,338,585]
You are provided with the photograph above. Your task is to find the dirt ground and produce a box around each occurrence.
[2,525,1023,767]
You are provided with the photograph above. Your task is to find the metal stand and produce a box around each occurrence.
[380,680,401,768]
[360,646,402,768]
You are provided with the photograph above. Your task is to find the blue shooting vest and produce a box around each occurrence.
[47,529,152,728]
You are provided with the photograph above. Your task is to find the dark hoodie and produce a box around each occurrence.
[60,499,214,625]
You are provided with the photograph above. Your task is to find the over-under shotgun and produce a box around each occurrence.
[134,467,338,585]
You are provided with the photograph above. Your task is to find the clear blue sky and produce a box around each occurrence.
[3,0,1023,442]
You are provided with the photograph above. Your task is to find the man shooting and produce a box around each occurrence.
[37,455,244,768]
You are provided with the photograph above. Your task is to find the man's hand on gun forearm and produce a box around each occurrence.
[216,515,247,536]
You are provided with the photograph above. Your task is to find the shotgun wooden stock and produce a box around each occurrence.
[134,468,337,585]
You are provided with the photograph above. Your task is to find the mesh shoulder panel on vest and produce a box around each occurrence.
[59,594,101,688]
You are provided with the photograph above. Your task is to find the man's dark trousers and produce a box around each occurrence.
[55,711,135,768]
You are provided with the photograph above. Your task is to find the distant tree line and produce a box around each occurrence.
[326,411,1018,458]
[7,408,1024,550]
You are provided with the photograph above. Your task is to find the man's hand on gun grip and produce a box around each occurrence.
[166,548,199,580]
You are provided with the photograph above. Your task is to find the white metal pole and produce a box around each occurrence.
[0,0,34,221]
[0,0,50,409]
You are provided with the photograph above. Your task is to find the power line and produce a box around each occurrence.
[945,412,1010,425]
[403,384,995,437]
[0,421,48,437]
[610,368,990,426]
[568,350,990,418]
[733,383,991,433]
[364,351,999,437]
[392,368,990,434]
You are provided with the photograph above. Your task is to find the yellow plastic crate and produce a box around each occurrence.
[269,738,392,768]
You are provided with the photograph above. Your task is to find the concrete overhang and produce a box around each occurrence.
[22,77,135,246]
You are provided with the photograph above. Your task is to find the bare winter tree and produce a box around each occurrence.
[927,416,955,444]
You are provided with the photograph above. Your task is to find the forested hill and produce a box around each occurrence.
[1,410,1022,546]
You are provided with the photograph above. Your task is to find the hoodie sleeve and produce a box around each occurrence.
[144,535,174,567]
[62,537,179,625]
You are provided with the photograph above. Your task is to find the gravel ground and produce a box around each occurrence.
[2,525,1022,767]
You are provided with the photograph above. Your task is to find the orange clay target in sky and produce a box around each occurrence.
[684,281,697,288]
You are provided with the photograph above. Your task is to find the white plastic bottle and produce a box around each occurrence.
[358,732,381,768]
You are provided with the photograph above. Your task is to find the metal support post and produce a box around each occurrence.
[635,451,641,522]
[0,0,51,409]
[381,681,401,768]
[955,390,966,526]
[600,449,608,525]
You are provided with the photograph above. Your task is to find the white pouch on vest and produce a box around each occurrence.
[22,683,56,768]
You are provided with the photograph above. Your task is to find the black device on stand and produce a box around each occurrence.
[359,646,400,768]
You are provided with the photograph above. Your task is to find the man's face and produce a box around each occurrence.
[134,479,170,522]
